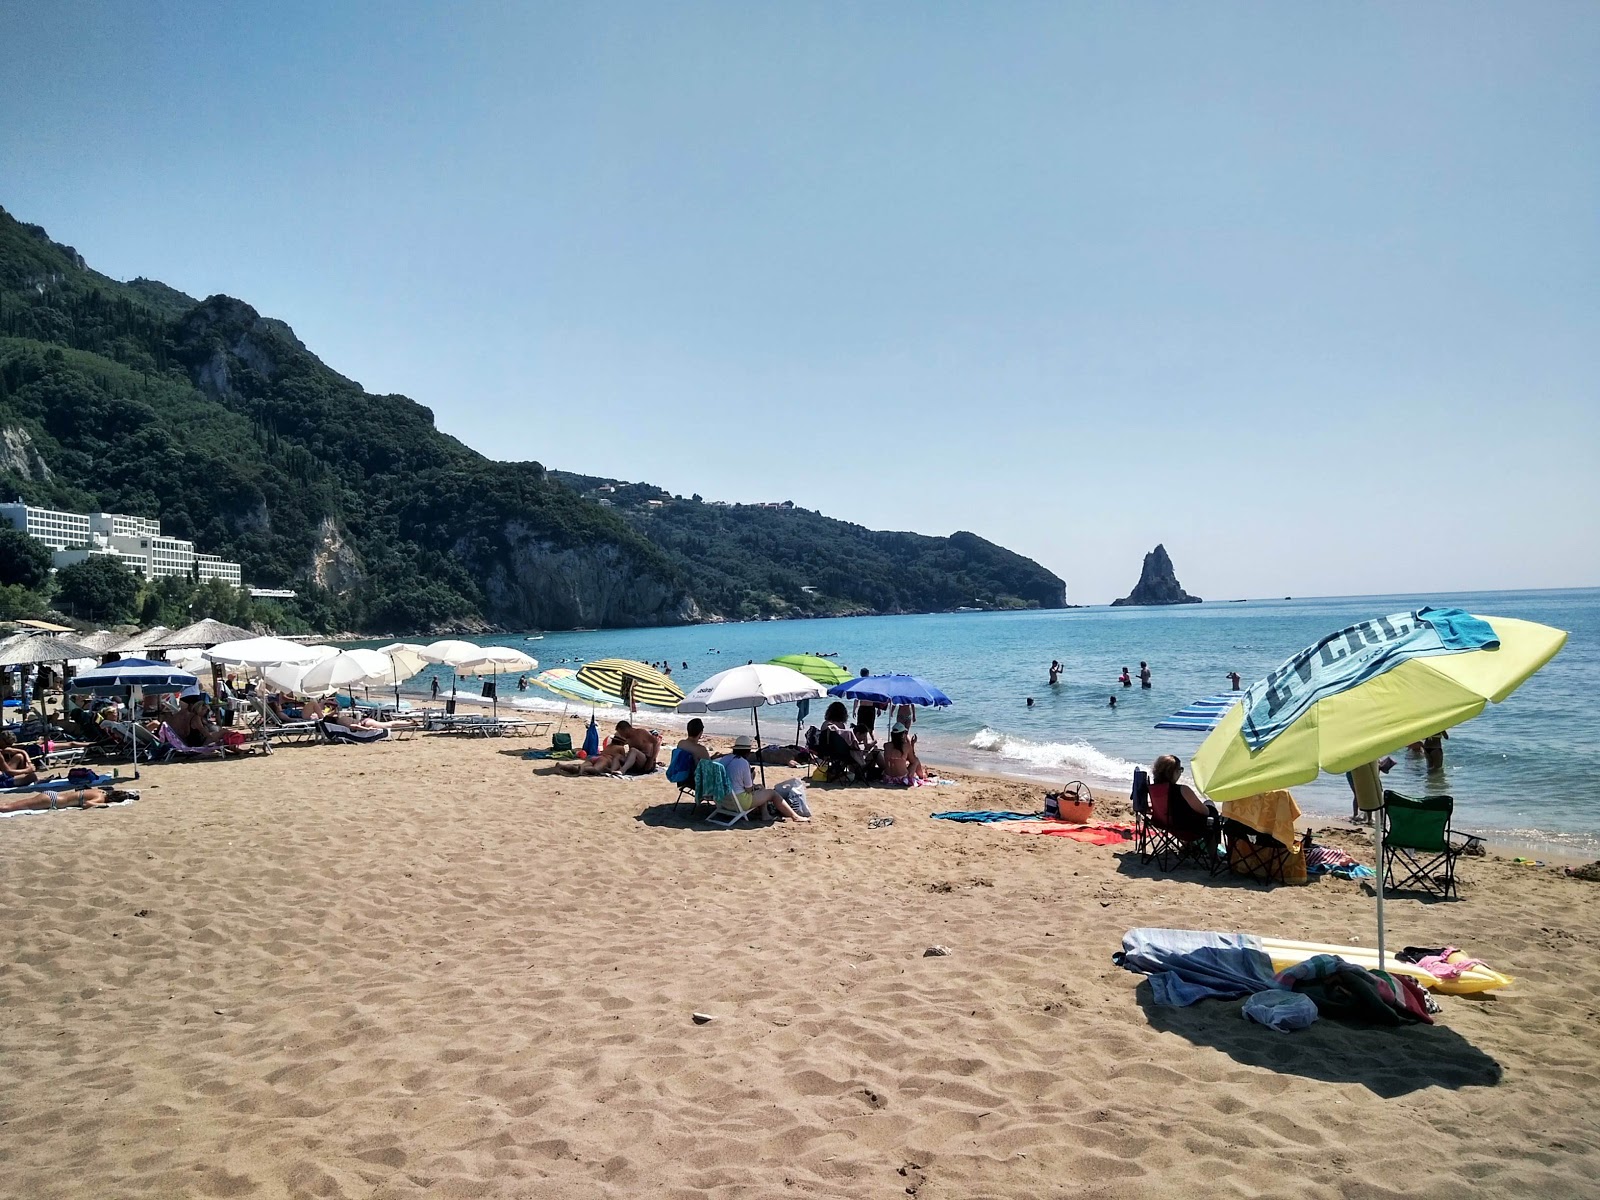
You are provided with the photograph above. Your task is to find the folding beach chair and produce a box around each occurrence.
[698,758,761,828]
[1383,791,1477,899]
[1224,819,1290,884]
[1131,768,1222,874]
[98,720,163,763]
[665,747,703,814]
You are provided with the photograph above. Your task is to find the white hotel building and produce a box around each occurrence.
[0,500,244,587]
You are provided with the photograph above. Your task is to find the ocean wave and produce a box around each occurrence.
[968,728,1140,782]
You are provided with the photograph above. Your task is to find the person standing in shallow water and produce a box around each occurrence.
[1139,662,1152,688]
[1048,660,1062,686]
[1226,671,1242,691]
[1119,667,1132,688]
[430,676,439,700]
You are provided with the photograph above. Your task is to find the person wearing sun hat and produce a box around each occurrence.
[717,735,811,823]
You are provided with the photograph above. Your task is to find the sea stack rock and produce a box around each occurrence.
[1111,544,1202,607]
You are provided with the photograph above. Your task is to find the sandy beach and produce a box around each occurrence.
[2,721,1598,1199]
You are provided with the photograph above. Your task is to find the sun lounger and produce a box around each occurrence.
[317,719,389,745]
[156,724,227,761]
[264,720,321,745]
[423,713,530,738]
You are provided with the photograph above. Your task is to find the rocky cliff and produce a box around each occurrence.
[1111,544,1202,606]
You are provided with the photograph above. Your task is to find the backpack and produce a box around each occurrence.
[551,731,572,753]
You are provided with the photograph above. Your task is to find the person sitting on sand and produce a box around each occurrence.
[613,721,661,773]
[718,735,809,823]
[0,732,52,787]
[883,724,929,787]
[0,785,138,814]
[559,721,659,776]
[675,718,713,763]
[1148,754,1215,839]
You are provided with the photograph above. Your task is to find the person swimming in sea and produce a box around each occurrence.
[1119,667,1132,688]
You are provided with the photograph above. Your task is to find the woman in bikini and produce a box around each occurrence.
[0,786,138,814]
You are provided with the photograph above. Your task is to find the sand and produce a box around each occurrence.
[2,720,1598,1198]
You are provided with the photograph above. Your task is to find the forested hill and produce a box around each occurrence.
[551,472,1065,618]
[0,205,1066,632]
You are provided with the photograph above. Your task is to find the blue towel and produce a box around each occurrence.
[930,810,1041,823]
[1113,927,1279,1007]
[1242,606,1499,751]
[0,774,115,794]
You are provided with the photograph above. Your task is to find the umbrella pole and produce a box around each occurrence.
[1374,807,1387,964]
[128,686,139,781]
[754,707,765,788]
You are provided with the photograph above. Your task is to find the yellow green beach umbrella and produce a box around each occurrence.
[767,654,852,687]
[1192,613,1568,802]
[1191,608,1566,964]
[575,658,684,710]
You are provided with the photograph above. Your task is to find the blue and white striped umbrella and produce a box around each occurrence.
[1154,694,1244,733]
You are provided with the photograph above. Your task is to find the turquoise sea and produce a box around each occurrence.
[380,588,1599,858]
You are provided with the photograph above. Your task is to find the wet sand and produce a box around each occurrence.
[1,722,1597,1198]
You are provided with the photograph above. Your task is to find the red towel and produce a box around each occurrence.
[1010,822,1134,845]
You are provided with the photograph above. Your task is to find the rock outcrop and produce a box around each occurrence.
[1111,544,1201,606]
[0,425,52,482]
[473,523,699,629]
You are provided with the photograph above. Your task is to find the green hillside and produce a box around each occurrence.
[0,205,1066,632]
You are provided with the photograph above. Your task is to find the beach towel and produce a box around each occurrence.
[1114,928,1279,1007]
[1009,822,1134,845]
[1305,845,1375,879]
[1242,606,1499,751]
[930,810,1041,823]
[1274,955,1435,1024]
[0,774,115,795]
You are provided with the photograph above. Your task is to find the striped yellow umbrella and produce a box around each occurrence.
[575,658,684,710]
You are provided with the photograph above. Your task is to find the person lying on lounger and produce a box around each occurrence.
[0,786,138,814]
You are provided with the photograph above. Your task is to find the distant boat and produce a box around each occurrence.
[524,634,545,640]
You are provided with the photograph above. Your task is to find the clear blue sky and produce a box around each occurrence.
[3,2,1597,602]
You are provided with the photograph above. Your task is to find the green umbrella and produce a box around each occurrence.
[767,654,852,687]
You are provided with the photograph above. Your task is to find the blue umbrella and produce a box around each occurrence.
[70,658,199,695]
[826,673,953,707]
[69,658,198,778]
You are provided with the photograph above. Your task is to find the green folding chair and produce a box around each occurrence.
[1382,791,1478,899]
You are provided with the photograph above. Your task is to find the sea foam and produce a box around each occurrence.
[968,727,1140,783]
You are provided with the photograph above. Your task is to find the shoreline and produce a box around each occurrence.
[408,685,1596,866]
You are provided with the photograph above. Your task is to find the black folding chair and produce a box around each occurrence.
[1224,819,1289,883]
[1132,768,1222,874]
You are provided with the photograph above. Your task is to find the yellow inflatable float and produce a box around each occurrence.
[1261,937,1514,995]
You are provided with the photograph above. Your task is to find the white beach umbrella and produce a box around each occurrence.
[300,648,392,696]
[677,663,828,785]
[204,637,323,669]
[419,639,486,707]
[419,640,483,666]
[263,662,322,697]
[370,643,429,706]
[454,645,538,719]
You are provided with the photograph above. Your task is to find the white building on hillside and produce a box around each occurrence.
[0,500,244,587]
